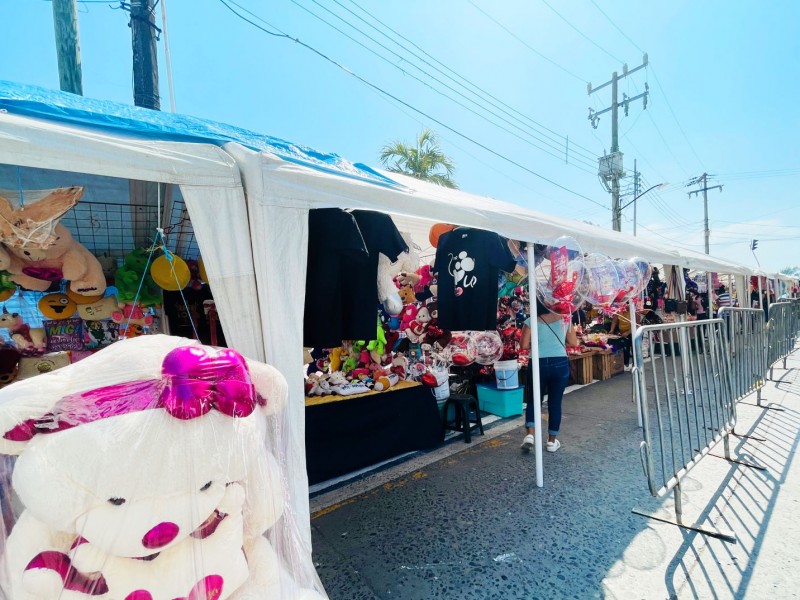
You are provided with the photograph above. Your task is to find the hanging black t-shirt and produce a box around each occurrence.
[164,286,226,346]
[304,209,369,348]
[343,210,408,341]
[433,228,516,331]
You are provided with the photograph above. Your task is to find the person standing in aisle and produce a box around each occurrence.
[715,284,736,314]
[519,300,578,453]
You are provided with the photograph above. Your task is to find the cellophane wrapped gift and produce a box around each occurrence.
[0,335,326,600]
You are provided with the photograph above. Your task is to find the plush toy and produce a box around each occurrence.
[397,285,416,305]
[396,264,433,295]
[305,373,332,397]
[112,302,155,338]
[186,259,204,291]
[366,324,388,365]
[77,295,119,321]
[377,232,419,316]
[0,335,324,600]
[96,252,118,285]
[0,189,106,297]
[420,325,452,351]
[37,293,77,320]
[115,249,162,307]
[390,353,409,380]
[399,304,419,330]
[327,371,369,395]
[0,307,46,355]
[0,271,16,302]
[328,347,347,373]
[0,344,21,387]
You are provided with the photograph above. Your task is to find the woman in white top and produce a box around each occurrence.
[519,300,578,453]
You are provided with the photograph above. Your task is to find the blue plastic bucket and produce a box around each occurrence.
[494,359,520,390]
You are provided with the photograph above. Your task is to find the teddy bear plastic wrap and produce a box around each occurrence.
[0,335,326,600]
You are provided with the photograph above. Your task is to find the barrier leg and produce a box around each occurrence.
[631,482,736,542]
[742,386,784,412]
[703,433,767,470]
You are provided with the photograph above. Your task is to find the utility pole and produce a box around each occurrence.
[588,54,649,232]
[51,0,83,95]
[687,173,723,254]
[128,0,161,110]
[633,159,639,236]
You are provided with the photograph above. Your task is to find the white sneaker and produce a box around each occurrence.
[520,434,534,451]
[546,439,561,453]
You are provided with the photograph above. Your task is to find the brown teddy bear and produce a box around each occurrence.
[0,188,106,296]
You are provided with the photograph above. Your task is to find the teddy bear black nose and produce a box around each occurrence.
[108,497,126,506]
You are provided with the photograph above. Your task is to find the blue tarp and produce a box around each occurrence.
[0,81,401,189]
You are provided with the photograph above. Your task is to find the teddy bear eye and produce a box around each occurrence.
[108,497,126,506]
[200,481,212,492]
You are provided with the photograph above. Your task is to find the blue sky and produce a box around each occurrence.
[2,0,798,273]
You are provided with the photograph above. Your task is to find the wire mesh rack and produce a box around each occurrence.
[60,199,200,263]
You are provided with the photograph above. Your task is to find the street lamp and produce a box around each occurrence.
[618,182,668,236]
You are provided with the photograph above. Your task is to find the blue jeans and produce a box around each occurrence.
[525,357,570,436]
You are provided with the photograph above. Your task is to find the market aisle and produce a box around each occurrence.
[310,348,800,599]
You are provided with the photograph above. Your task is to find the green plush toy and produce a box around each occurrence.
[366,320,387,363]
[114,248,162,306]
[0,271,17,301]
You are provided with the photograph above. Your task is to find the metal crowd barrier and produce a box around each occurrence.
[718,307,768,407]
[766,302,797,377]
[631,318,763,541]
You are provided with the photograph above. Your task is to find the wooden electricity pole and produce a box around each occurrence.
[129,0,160,110]
[51,0,83,95]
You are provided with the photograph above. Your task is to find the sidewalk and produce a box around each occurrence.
[309,349,800,599]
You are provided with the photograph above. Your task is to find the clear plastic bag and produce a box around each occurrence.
[0,335,326,599]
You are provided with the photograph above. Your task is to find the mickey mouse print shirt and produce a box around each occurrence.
[433,228,516,331]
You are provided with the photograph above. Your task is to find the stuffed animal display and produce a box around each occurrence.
[376,232,419,316]
[115,249,161,306]
[112,302,156,339]
[0,335,325,600]
[0,308,46,355]
[0,188,106,297]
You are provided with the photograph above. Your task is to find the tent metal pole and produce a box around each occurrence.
[527,242,544,488]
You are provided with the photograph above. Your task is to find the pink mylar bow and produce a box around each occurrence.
[159,347,257,420]
[3,346,264,443]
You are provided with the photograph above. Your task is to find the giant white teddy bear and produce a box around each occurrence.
[377,231,419,316]
[0,335,325,600]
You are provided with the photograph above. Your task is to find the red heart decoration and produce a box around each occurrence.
[420,372,438,387]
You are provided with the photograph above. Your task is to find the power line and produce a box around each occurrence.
[621,135,672,187]
[215,0,608,210]
[540,0,624,64]
[714,219,800,229]
[641,175,693,226]
[586,0,644,53]
[645,109,690,177]
[288,0,598,173]
[584,0,708,171]
[359,76,578,210]
[647,65,707,170]
[343,0,601,163]
[465,0,588,84]
[636,223,706,250]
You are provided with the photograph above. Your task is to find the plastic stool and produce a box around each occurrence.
[442,393,484,443]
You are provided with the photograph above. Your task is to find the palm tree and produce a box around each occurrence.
[379,129,458,189]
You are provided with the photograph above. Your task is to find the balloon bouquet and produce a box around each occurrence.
[534,236,585,319]
[578,254,652,318]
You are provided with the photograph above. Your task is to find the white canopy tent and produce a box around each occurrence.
[0,83,795,555]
